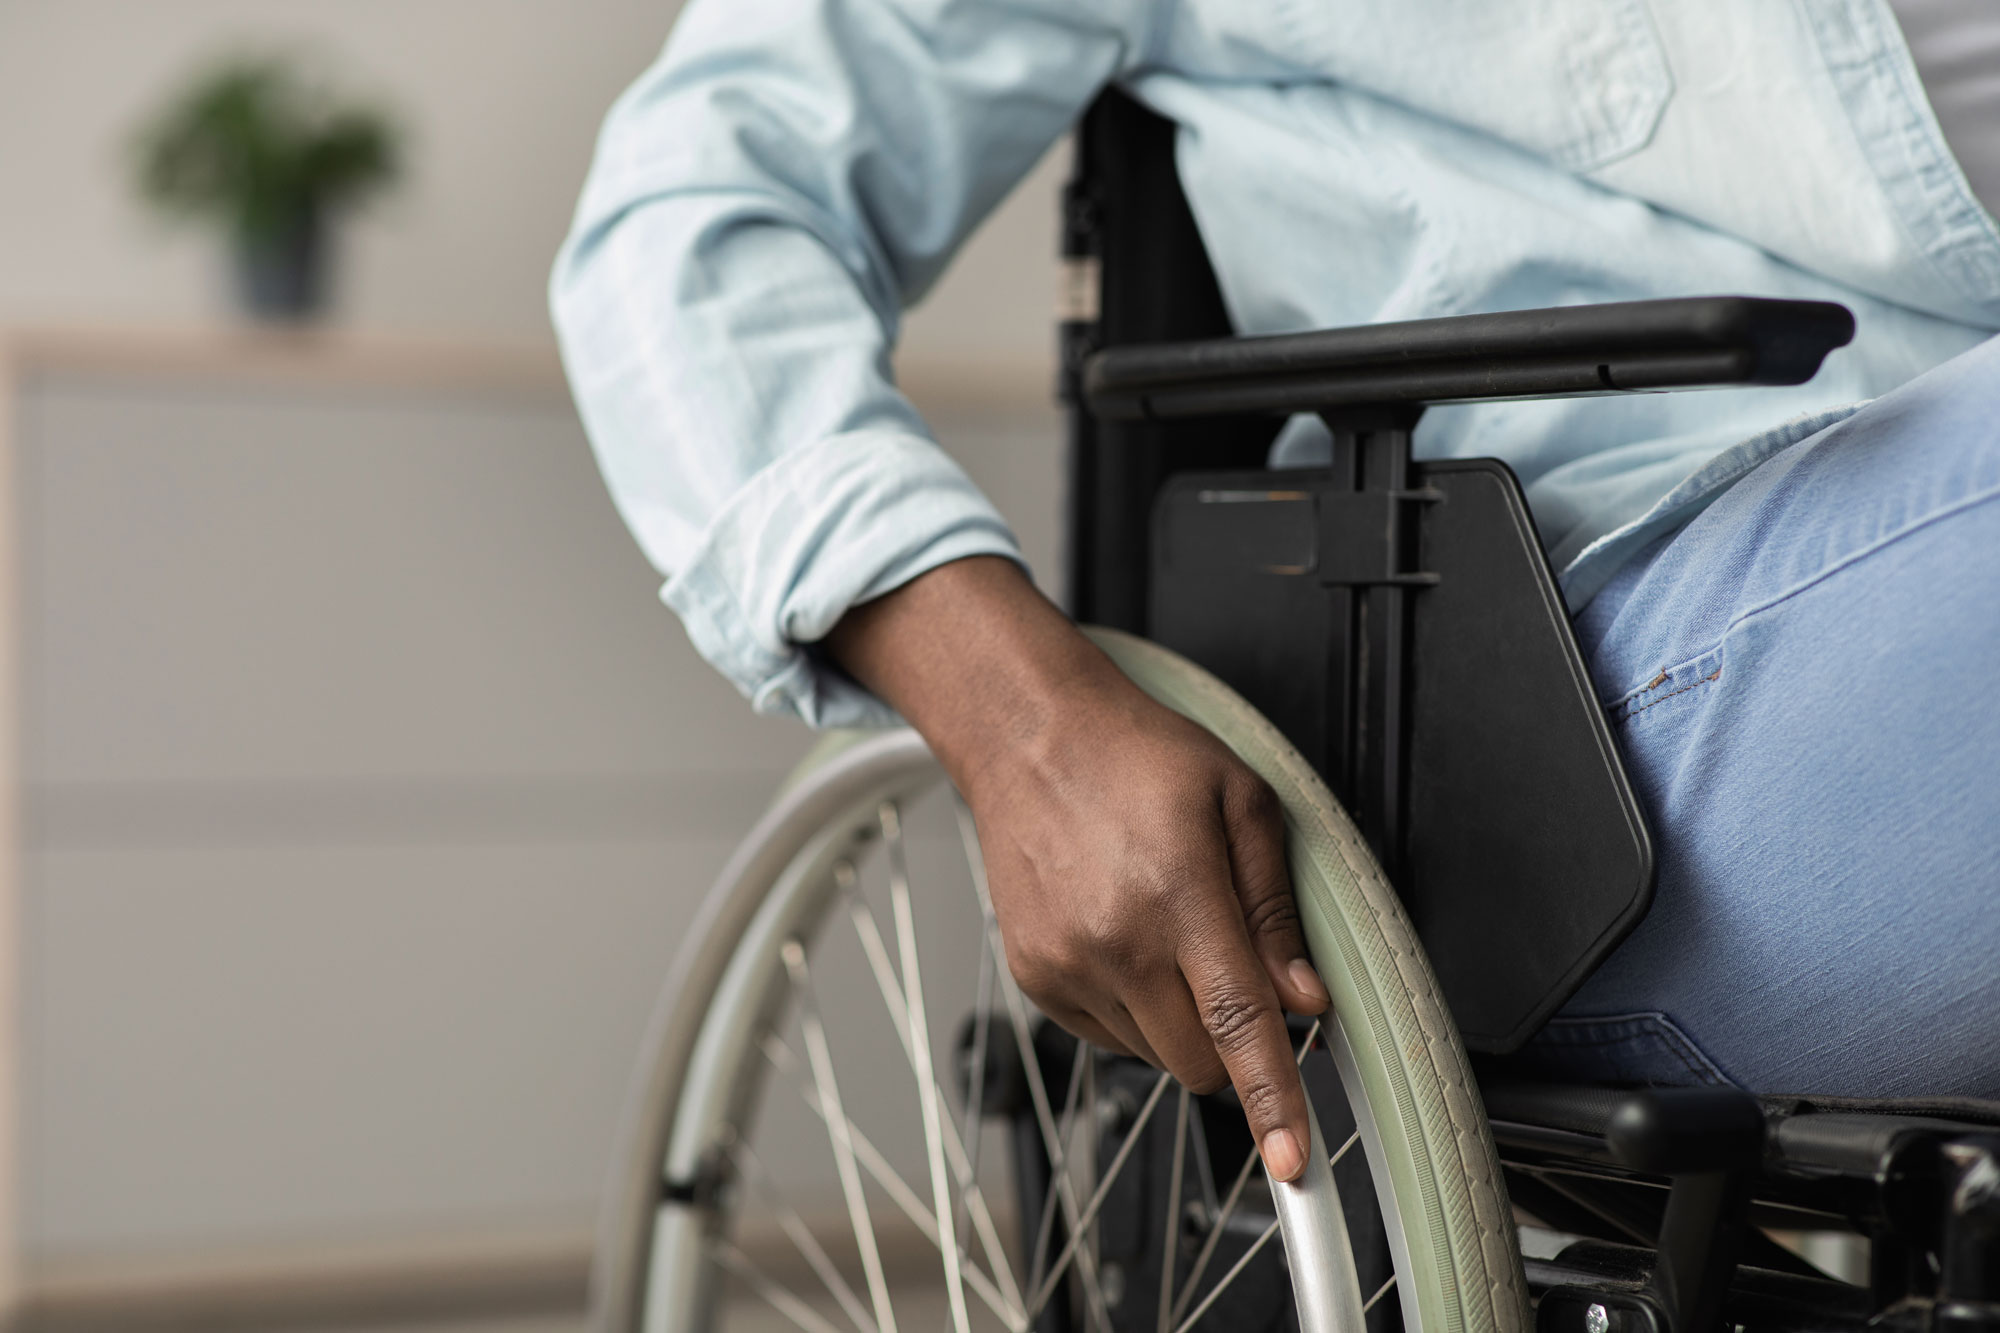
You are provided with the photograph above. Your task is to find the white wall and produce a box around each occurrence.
[0,0,1064,388]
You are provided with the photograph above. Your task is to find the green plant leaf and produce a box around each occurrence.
[134,52,403,239]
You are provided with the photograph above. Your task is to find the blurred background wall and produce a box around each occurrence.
[0,0,1063,385]
[0,3,1065,1328]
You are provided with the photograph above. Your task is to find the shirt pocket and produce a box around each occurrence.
[1278,0,1675,173]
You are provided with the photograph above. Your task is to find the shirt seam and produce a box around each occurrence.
[1802,0,2000,311]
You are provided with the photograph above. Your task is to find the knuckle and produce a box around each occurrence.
[1010,944,1082,1001]
[1008,954,1060,1002]
[1235,1077,1289,1125]
[1241,891,1303,942]
[1235,775,1283,824]
[1197,986,1272,1051]
[1137,851,1226,928]
[1077,905,1149,976]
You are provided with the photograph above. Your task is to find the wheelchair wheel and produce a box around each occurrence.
[592,628,1527,1333]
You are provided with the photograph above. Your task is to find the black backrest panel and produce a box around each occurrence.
[1148,458,1656,1051]
[1061,89,1279,627]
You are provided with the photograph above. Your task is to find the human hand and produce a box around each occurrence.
[826,558,1329,1181]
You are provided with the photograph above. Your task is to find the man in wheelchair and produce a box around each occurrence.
[555,4,2000,1331]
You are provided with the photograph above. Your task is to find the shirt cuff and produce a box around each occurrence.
[661,428,1026,728]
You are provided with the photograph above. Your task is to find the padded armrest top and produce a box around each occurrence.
[1083,296,1855,421]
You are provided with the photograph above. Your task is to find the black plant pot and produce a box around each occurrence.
[232,208,329,322]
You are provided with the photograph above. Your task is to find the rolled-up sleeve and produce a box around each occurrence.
[552,0,1157,727]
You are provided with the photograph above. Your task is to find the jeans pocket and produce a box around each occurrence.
[1604,643,1726,728]
[1504,1011,1737,1088]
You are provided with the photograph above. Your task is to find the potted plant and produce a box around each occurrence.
[136,55,403,321]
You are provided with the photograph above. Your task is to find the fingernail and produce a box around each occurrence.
[1262,1127,1304,1182]
[1288,959,1330,1011]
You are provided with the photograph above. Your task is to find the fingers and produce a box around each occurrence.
[1177,899,1315,1183]
[1018,968,1163,1069]
[1080,1000,1164,1070]
[1040,1002,1144,1063]
[981,742,1324,1189]
[1123,974,1229,1095]
[1223,773,1330,1017]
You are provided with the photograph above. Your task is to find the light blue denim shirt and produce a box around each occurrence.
[552,0,2000,728]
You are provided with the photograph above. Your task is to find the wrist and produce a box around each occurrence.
[942,635,1133,807]
[823,557,1133,794]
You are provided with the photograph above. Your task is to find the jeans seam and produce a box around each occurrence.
[1721,484,2000,637]
[1652,1025,1727,1085]
[1599,483,2000,713]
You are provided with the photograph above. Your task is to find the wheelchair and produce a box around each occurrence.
[591,91,2000,1333]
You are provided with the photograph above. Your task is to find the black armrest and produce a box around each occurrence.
[1083,295,1854,421]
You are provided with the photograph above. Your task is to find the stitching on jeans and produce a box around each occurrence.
[1609,666,1721,722]
[1540,1018,1647,1045]
[1652,1025,1723,1084]
[1646,1018,1732,1086]
[1536,1013,1735,1086]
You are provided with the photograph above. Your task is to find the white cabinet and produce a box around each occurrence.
[0,332,827,1327]
[0,330,1060,1328]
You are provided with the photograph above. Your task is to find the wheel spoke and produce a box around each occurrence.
[1171,1216,1280,1333]
[843,878,1024,1319]
[714,1239,849,1333]
[958,799,1117,1333]
[761,1036,1028,1331]
[1024,1042,1089,1302]
[1156,1086,1191,1333]
[953,935,998,1303]
[1169,1137,1260,1328]
[1187,1098,1220,1221]
[1079,1055,1100,1308]
[1362,1274,1397,1314]
[728,1137,881,1333]
[1025,1070,1172,1317]
[985,959,1116,1332]
[940,1108,1026,1322]
[880,802,972,1333]
[782,942,900,1333]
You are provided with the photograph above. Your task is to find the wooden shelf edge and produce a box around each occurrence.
[0,327,1057,415]
[7,1209,953,1333]
[13,1225,593,1333]
[0,326,574,400]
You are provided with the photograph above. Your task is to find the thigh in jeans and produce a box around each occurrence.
[1514,335,2000,1098]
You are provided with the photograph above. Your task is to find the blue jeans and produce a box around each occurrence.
[1510,334,2000,1098]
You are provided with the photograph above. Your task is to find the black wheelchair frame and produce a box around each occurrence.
[1028,89,2000,1333]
